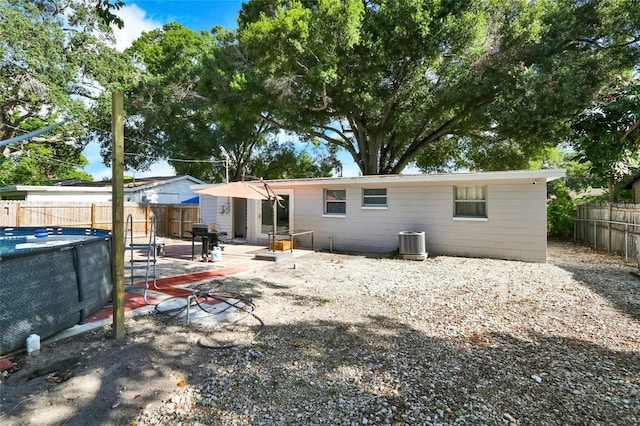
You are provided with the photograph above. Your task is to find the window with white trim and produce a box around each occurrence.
[324,189,346,215]
[454,186,487,218]
[362,188,387,207]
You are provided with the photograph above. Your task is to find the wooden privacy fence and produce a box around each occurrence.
[0,201,199,238]
[574,203,640,261]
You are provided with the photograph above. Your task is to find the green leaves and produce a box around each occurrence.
[570,77,640,188]
[247,138,339,179]
[0,0,130,184]
[94,0,125,29]
[235,0,640,175]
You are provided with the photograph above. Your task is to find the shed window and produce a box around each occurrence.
[324,189,346,215]
[362,188,387,207]
[454,186,486,218]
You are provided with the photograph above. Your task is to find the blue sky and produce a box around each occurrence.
[125,0,243,31]
[83,1,368,180]
[85,1,247,180]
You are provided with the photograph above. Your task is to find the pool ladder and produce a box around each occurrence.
[124,214,158,304]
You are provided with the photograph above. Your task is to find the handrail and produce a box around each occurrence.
[573,218,640,228]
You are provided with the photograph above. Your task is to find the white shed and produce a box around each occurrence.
[0,175,206,203]
[197,169,565,262]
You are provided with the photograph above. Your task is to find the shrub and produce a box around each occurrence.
[547,182,576,238]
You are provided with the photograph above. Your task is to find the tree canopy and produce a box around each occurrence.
[0,0,129,185]
[570,76,640,200]
[5,0,639,185]
[227,0,640,175]
[92,22,339,182]
[91,23,221,178]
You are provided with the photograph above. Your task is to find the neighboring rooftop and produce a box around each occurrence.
[55,176,202,189]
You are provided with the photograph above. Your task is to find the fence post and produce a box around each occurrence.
[625,223,629,259]
[16,203,21,226]
[111,90,125,340]
[145,204,150,236]
[608,203,612,253]
[179,207,184,239]
[165,205,172,238]
[594,219,597,250]
[585,204,589,246]
[91,203,96,228]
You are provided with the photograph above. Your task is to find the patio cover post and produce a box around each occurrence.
[272,197,277,253]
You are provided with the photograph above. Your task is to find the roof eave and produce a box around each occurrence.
[262,169,566,187]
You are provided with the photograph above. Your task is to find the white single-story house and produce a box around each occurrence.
[0,175,206,203]
[196,169,565,263]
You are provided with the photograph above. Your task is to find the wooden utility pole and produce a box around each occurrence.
[111,91,125,339]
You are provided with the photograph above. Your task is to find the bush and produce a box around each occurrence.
[547,182,576,238]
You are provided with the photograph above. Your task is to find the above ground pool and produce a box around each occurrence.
[0,227,112,355]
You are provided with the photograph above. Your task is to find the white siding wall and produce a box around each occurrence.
[199,195,233,235]
[129,180,200,204]
[27,192,111,202]
[217,203,233,236]
[280,178,548,262]
[247,199,260,244]
[199,196,218,225]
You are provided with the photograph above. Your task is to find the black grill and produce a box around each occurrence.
[191,223,210,237]
[191,223,220,260]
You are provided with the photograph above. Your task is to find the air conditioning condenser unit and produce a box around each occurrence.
[398,231,427,260]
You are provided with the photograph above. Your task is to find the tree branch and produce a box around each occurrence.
[30,135,64,143]
[303,85,329,111]
[379,58,410,129]
[568,36,640,50]
[390,95,494,174]
[12,111,35,128]
[623,119,640,140]
[347,115,369,155]
[259,113,350,148]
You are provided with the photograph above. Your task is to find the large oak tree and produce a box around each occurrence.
[93,23,339,182]
[231,0,640,175]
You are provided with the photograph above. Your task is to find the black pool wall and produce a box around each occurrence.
[0,227,112,355]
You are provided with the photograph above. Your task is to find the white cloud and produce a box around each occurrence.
[112,4,163,52]
[82,5,170,181]
[92,167,113,181]
[132,161,176,178]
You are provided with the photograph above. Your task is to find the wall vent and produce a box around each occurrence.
[398,231,427,260]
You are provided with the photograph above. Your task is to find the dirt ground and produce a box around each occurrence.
[0,240,639,425]
[0,240,265,426]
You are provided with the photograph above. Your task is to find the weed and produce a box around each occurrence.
[455,408,470,418]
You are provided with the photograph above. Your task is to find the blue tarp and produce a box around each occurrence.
[181,196,199,204]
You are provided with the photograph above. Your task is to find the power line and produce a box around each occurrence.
[88,124,226,165]
[3,121,230,176]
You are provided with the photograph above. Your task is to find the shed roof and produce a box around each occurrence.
[0,175,206,196]
[62,175,206,189]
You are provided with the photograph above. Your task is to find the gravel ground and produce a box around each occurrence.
[2,240,639,425]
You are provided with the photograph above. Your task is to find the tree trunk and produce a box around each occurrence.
[608,178,619,202]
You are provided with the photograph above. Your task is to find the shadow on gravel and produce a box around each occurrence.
[191,276,291,296]
[550,242,640,323]
[2,280,639,426]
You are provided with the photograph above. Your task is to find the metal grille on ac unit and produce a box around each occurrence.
[398,231,427,260]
